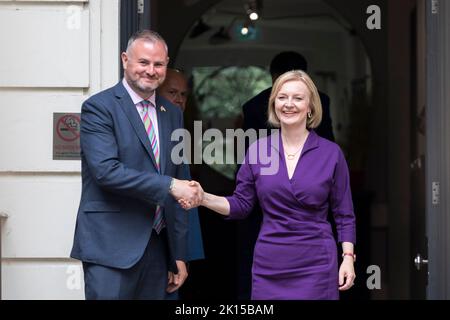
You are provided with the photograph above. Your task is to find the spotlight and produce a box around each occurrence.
[245,0,263,21]
[237,19,257,39]
[249,12,259,21]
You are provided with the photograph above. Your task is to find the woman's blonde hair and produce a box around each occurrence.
[267,70,322,129]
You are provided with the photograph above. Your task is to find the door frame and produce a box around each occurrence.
[119,0,155,78]
[426,0,450,299]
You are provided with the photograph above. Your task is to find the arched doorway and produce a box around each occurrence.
[151,0,429,300]
[166,0,375,300]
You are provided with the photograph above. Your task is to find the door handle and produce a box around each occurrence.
[414,253,428,270]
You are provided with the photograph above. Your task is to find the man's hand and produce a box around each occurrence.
[178,181,204,210]
[170,179,203,208]
[167,260,188,293]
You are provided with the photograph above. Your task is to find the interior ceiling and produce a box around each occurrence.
[216,0,333,18]
[184,0,351,46]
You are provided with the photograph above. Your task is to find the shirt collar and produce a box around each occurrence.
[122,78,156,107]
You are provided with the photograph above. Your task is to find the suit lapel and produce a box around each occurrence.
[115,83,159,170]
[156,95,170,175]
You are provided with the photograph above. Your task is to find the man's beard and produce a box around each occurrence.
[130,77,162,94]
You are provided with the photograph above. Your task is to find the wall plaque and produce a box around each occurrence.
[53,113,81,160]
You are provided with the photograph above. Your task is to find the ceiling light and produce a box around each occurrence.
[249,12,259,20]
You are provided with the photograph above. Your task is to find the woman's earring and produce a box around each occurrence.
[307,111,312,119]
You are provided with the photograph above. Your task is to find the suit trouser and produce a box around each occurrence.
[83,229,169,300]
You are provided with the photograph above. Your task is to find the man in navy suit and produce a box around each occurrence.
[70,30,203,299]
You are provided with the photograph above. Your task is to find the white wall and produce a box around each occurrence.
[0,0,120,299]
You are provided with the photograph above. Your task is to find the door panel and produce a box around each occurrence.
[409,0,427,299]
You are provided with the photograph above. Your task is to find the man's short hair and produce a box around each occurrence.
[126,29,168,53]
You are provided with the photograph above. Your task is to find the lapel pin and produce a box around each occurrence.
[160,106,166,112]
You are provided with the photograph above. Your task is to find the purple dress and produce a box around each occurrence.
[226,130,356,300]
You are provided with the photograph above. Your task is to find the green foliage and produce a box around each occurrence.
[193,66,271,119]
[191,66,271,180]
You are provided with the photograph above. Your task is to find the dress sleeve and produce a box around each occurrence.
[225,152,257,220]
[330,147,356,244]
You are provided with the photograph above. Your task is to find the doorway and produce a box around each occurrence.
[173,0,374,300]
[121,0,450,299]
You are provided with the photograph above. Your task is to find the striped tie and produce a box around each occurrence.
[141,100,165,234]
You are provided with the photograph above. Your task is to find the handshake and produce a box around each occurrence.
[170,179,204,210]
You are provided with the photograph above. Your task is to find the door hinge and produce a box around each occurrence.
[432,0,439,14]
[138,0,144,14]
[432,181,440,205]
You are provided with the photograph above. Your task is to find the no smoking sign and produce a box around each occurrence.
[53,113,81,160]
[57,114,80,142]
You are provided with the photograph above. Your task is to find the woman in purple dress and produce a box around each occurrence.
[181,70,356,300]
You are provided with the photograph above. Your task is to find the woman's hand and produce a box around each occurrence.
[338,256,356,291]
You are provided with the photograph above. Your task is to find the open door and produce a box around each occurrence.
[425,0,450,299]
[409,0,427,299]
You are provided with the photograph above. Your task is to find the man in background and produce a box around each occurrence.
[158,68,189,112]
[158,68,205,299]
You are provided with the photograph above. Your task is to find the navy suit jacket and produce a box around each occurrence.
[70,81,190,272]
[242,87,335,142]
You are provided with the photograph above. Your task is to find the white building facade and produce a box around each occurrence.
[0,0,120,299]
